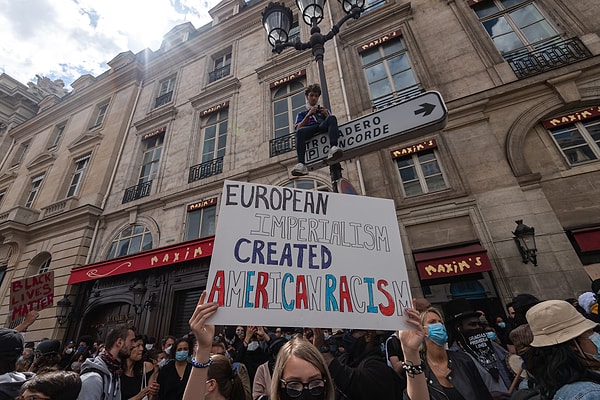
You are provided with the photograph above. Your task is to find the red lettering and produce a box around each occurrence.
[12,280,23,293]
[254,272,269,309]
[208,270,225,306]
[338,276,353,312]
[377,280,395,316]
[295,275,309,309]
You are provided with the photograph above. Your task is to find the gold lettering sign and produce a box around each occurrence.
[270,70,306,89]
[150,245,204,267]
[542,106,600,129]
[142,127,166,140]
[357,30,402,53]
[188,197,218,211]
[200,101,229,117]
[390,139,436,158]
[423,256,483,277]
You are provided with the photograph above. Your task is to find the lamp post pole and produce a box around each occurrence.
[263,0,364,192]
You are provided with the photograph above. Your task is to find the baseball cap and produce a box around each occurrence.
[36,339,61,355]
[0,328,24,357]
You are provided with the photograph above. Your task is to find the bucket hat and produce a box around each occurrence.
[527,300,598,347]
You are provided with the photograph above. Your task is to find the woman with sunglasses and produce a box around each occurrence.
[183,291,249,400]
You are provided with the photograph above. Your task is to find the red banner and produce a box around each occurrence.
[415,244,493,280]
[10,271,54,322]
[68,237,214,284]
[572,227,600,252]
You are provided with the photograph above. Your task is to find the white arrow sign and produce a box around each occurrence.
[305,91,448,166]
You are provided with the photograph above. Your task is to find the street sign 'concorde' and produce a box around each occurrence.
[305,91,448,166]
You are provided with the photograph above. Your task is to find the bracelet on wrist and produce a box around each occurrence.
[191,357,213,369]
[401,360,424,377]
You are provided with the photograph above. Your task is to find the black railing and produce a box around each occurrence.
[372,86,423,111]
[154,91,173,108]
[507,37,592,79]
[189,157,224,182]
[208,65,231,83]
[122,181,152,204]
[270,134,296,157]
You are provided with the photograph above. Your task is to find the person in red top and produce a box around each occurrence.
[291,84,343,176]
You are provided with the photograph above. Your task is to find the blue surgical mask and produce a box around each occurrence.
[587,332,600,361]
[426,323,448,347]
[486,331,498,341]
[175,350,189,362]
[497,322,506,329]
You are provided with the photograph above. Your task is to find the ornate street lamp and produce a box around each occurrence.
[262,0,364,192]
[56,294,73,325]
[513,219,538,266]
[131,281,147,315]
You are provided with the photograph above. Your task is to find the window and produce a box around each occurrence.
[107,224,153,259]
[48,123,66,149]
[360,38,419,110]
[10,140,30,167]
[25,174,45,208]
[396,149,447,196]
[362,0,385,12]
[209,53,231,83]
[284,178,330,192]
[155,76,176,108]
[186,204,217,240]
[548,117,600,165]
[472,0,559,59]
[38,257,52,274]
[0,189,5,206]
[66,155,90,197]
[273,81,305,138]
[201,110,228,163]
[0,265,6,291]
[90,102,109,129]
[138,134,164,185]
[288,20,300,43]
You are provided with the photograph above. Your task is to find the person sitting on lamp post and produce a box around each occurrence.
[292,84,343,176]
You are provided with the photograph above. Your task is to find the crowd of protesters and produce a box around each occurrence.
[4,280,600,400]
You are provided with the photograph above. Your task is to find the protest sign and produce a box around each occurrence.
[205,180,413,331]
[10,271,54,321]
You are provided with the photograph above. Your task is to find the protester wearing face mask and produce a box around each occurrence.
[444,298,513,400]
[521,299,600,399]
[398,306,493,400]
[234,326,269,385]
[157,338,192,400]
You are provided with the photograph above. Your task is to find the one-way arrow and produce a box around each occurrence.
[414,103,436,117]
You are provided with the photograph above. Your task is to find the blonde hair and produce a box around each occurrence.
[420,306,445,351]
[270,337,334,400]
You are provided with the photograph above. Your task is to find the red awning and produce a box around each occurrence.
[572,227,600,252]
[414,243,493,280]
[68,237,214,284]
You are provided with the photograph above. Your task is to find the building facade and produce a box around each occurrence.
[0,0,599,341]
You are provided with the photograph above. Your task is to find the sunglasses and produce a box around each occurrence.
[280,379,326,398]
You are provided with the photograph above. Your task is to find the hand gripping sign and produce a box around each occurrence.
[205,180,413,331]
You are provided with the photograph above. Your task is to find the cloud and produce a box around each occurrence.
[0,0,218,87]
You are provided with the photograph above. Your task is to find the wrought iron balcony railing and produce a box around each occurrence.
[189,157,224,183]
[208,65,231,83]
[154,91,173,108]
[372,86,423,111]
[270,134,296,157]
[507,37,592,79]
[123,181,152,204]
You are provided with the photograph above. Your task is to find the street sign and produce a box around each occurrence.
[305,91,448,166]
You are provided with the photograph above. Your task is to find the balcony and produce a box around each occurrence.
[208,65,231,83]
[154,91,173,108]
[122,181,152,204]
[372,86,423,111]
[270,134,296,157]
[189,157,224,183]
[507,37,592,79]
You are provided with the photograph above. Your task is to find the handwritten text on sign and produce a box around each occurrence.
[10,271,54,321]
[205,181,413,331]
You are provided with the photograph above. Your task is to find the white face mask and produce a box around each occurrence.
[145,344,153,351]
[165,345,172,355]
[66,348,74,354]
[247,341,260,352]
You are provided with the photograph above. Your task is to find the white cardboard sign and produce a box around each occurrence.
[205,180,413,331]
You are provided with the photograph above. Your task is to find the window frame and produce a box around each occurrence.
[547,117,600,166]
[395,148,448,197]
[90,101,110,129]
[208,51,232,83]
[106,224,153,260]
[272,81,306,139]
[155,75,177,108]
[201,109,228,163]
[10,140,31,167]
[185,204,217,241]
[48,122,67,150]
[138,133,165,185]
[66,155,91,197]
[25,174,45,208]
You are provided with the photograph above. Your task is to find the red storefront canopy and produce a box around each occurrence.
[68,237,214,284]
[414,243,493,280]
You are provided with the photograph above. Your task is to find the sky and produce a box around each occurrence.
[0,0,221,88]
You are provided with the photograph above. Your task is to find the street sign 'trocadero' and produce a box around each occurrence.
[305,91,448,166]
